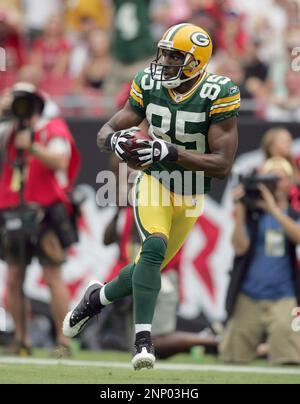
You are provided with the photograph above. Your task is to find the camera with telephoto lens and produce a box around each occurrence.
[11,84,45,122]
[239,173,280,210]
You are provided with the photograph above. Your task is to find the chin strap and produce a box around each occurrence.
[162,68,206,89]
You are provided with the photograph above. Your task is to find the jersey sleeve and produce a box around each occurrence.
[209,81,241,123]
[128,71,146,118]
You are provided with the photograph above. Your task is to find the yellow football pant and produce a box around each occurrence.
[133,173,205,269]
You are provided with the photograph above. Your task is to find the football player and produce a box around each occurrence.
[63,23,240,370]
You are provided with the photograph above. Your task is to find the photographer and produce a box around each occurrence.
[221,157,300,365]
[0,83,80,356]
[260,127,300,211]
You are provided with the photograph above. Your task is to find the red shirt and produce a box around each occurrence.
[1,33,26,69]
[0,118,80,209]
[33,38,70,73]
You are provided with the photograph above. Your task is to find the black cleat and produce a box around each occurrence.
[132,338,156,370]
[63,281,103,338]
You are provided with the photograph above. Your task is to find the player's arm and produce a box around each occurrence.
[135,116,238,179]
[177,116,238,179]
[97,101,144,150]
[97,70,147,161]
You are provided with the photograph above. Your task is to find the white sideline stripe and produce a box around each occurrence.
[1,357,300,376]
[132,174,146,242]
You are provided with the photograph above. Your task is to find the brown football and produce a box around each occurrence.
[123,130,153,170]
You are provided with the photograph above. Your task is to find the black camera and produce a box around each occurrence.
[11,85,45,122]
[239,173,280,209]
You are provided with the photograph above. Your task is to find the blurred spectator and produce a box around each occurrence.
[0,88,12,120]
[232,0,289,63]
[217,11,248,58]
[214,58,247,94]
[22,0,62,43]
[0,10,26,79]
[260,127,294,163]
[214,57,253,111]
[31,14,71,78]
[69,17,99,77]
[243,38,269,82]
[65,0,113,34]
[151,0,193,40]
[190,0,249,56]
[75,30,111,92]
[269,27,300,98]
[104,0,155,96]
[222,157,300,364]
[0,0,297,120]
[260,127,300,211]
[0,0,22,14]
[285,0,300,28]
[266,70,300,122]
[232,125,300,214]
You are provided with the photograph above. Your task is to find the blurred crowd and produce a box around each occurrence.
[0,0,299,118]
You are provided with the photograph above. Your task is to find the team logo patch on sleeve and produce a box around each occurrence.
[229,86,239,95]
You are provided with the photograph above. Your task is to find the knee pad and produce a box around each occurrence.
[140,235,167,265]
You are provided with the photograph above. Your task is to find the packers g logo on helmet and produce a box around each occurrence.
[190,32,211,47]
[151,23,213,89]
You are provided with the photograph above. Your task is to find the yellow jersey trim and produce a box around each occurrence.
[130,90,144,108]
[212,93,240,106]
[209,103,240,117]
[132,81,142,95]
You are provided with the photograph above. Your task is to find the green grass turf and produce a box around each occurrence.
[0,349,299,384]
[1,364,300,384]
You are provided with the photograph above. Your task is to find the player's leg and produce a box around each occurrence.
[97,174,172,327]
[130,174,173,369]
[63,174,172,343]
[130,234,167,369]
[160,193,205,270]
[130,188,205,369]
[63,263,136,338]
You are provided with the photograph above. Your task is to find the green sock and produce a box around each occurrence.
[104,263,135,302]
[132,236,167,325]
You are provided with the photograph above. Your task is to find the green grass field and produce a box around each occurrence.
[0,349,300,384]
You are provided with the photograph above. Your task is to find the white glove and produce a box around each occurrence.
[135,138,178,167]
[105,127,140,161]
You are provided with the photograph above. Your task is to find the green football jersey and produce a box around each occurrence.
[129,68,241,195]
